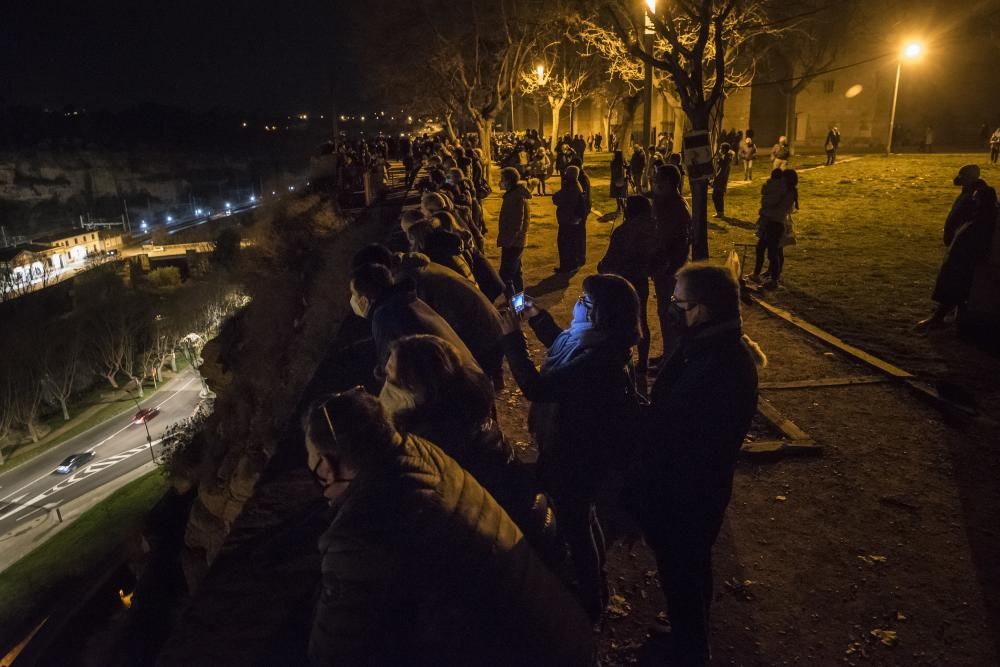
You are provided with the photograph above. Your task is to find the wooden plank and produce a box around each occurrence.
[741,440,823,458]
[759,375,889,390]
[754,298,914,378]
[756,396,814,443]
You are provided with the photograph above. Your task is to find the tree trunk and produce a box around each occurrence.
[688,109,712,260]
[105,372,120,389]
[550,101,564,144]
[443,112,459,144]
[613,93,642,150]
[783,91,797,149]
[60,398,70,421]
[535,101,545,136]
[27,420,39,444]
[132,377,144,398]
[475,118,493,170]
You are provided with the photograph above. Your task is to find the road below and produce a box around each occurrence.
[0,370,203,539]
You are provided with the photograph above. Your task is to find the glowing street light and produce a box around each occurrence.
[166,215,173,222]
[886,40,924,156]
[250,195,256,203]
[536,64,545,84]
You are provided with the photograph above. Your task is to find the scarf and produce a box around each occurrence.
[542,320,608,371]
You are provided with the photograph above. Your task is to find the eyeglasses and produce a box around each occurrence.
[670,294,699,311]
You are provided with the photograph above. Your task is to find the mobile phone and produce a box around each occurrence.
[511,291,526,314]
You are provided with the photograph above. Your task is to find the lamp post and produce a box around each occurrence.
[129,391,157,465]
[642,0,656,150]
[886,41,923,156]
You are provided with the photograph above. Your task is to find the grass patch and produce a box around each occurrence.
[0,471,167,641]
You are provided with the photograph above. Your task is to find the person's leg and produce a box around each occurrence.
[711,188,723,216]
[636,280,651,373]
[557,498,607,622]
[576,222,587,267]
[752,235,767,278]
[499,247,521,292]
[556,225,573,271]
[766,233,782,283]
[511,247,524,291]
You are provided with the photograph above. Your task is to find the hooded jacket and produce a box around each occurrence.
[309,433,594,666]
[497,182,532,248]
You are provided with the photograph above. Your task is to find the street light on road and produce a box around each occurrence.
[886,41,924,156]
[128,391,157,465]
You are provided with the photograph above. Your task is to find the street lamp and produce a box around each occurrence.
[886,41,923,156]
[536,64,545,84]
[128,391,157,465]
[642,0,656,150]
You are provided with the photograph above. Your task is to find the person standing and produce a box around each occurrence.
[711,143,734,218]
[552,166,587,273]
[770,136,790,170]
[497,167,531,292]
[924,126,935,153]
[824,126,841,166]
[739,137,757,181]
[649,165,691,364]
[748,169,793,289]
[916,165,997,330]
[500,274,641,623]
[631,262,764,667]
[570,156,593,269]
[599,195,656,376]
[530,147,551,195]
[629,146,647,194]
[989,127,1000,165]
[610,150,629,214]
[303,389,594,666]
[595,132,603,152]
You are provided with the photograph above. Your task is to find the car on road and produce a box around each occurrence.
[131,407,160,424]
[54,452,95,474]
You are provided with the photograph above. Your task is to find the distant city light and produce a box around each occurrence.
[166,215,173,222]
[141,220,148,230]
[407,116,413,123]
[288,185,295,191]
[361,116,366,122]
[272,191,276,196]
[250,195,256,202]
[241,121,248,127]
[225,202,231,209]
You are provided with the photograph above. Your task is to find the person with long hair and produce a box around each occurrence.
[552,165,587,273]
[500,274,641,623]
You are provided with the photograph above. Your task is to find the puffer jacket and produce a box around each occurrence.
[497,183,532,248]
[395,254,504,381]
[419,228,477,284]
[309,434,594,667]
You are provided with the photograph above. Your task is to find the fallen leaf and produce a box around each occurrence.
[870,628,899,647]
[607,594,631,618]
[775,495,787,502]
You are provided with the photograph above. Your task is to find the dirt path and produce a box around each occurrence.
[483,179,999,666]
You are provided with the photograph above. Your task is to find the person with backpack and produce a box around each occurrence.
[770,135,790,170]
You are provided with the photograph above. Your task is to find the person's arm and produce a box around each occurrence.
[501,329,601,403]
[526,309,564,347]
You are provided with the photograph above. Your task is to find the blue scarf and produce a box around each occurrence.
[543,320,608,370]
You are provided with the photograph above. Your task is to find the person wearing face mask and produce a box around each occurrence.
[349,262,475,381]
[303,388,594,666]
[500,274,641,623]
[630,262,765,667]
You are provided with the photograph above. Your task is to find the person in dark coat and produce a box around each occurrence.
[303,388,593,666]
[649,165,691,365]
[384,334,563,564]
[552,165,587,273]
[496,167,532,292]
[599,195,657,376]
[409,222,477,285]
[391,252,505,387]
[500,274,640,622]
[610,150,628,213]
[628,146,647,194]
[349,263,474,378]
[748,169,793,288]
[631,262,765,667]
[711,143,734,218]
[917,166,998,330]
[824,126,841,166]
[569,156,593,268]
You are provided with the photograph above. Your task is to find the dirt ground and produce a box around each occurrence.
[482,158,1000,666]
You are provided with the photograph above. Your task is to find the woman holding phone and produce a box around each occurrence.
[499,274,641,623]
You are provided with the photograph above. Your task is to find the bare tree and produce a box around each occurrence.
[521,22,597,140]
[10,354,45,444]
[585,0,778,259]
[41,324,83,421]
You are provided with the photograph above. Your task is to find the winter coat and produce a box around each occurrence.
[713,150,734,191]
[933,189,997,305]
[758,177,793,224]
[502,310,633,501]
[738,142,757,161]
[610,158,628,198]
[309,434,594,666]
[650,192,691,281]
[369,281,475,374]
[395,254,504,381]
[633,321,758,544]
[497,183,532,249]
[598,215,656,290]
[629,152,646,183]
[771,142,790,161]
[419,228,476,284]
[552,177,586,227]
[468,247,505,303]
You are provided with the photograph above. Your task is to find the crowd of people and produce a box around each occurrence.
[302,132,767,666]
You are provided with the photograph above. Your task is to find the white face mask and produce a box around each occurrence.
[378,379,417,416]
[350,293,371,318]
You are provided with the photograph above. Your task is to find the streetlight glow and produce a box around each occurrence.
[646,0,656,12]
[536,64,545,81]
[903,42,923,59]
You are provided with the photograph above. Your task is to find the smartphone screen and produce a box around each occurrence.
[511,291,526,313]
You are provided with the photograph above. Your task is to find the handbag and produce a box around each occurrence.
[781,215,797,247]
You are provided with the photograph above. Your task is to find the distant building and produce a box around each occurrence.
[30,228,124,269]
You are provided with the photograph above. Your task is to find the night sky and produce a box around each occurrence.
[1,1,369,114]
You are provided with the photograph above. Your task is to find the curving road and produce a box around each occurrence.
[0,369,203,538]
